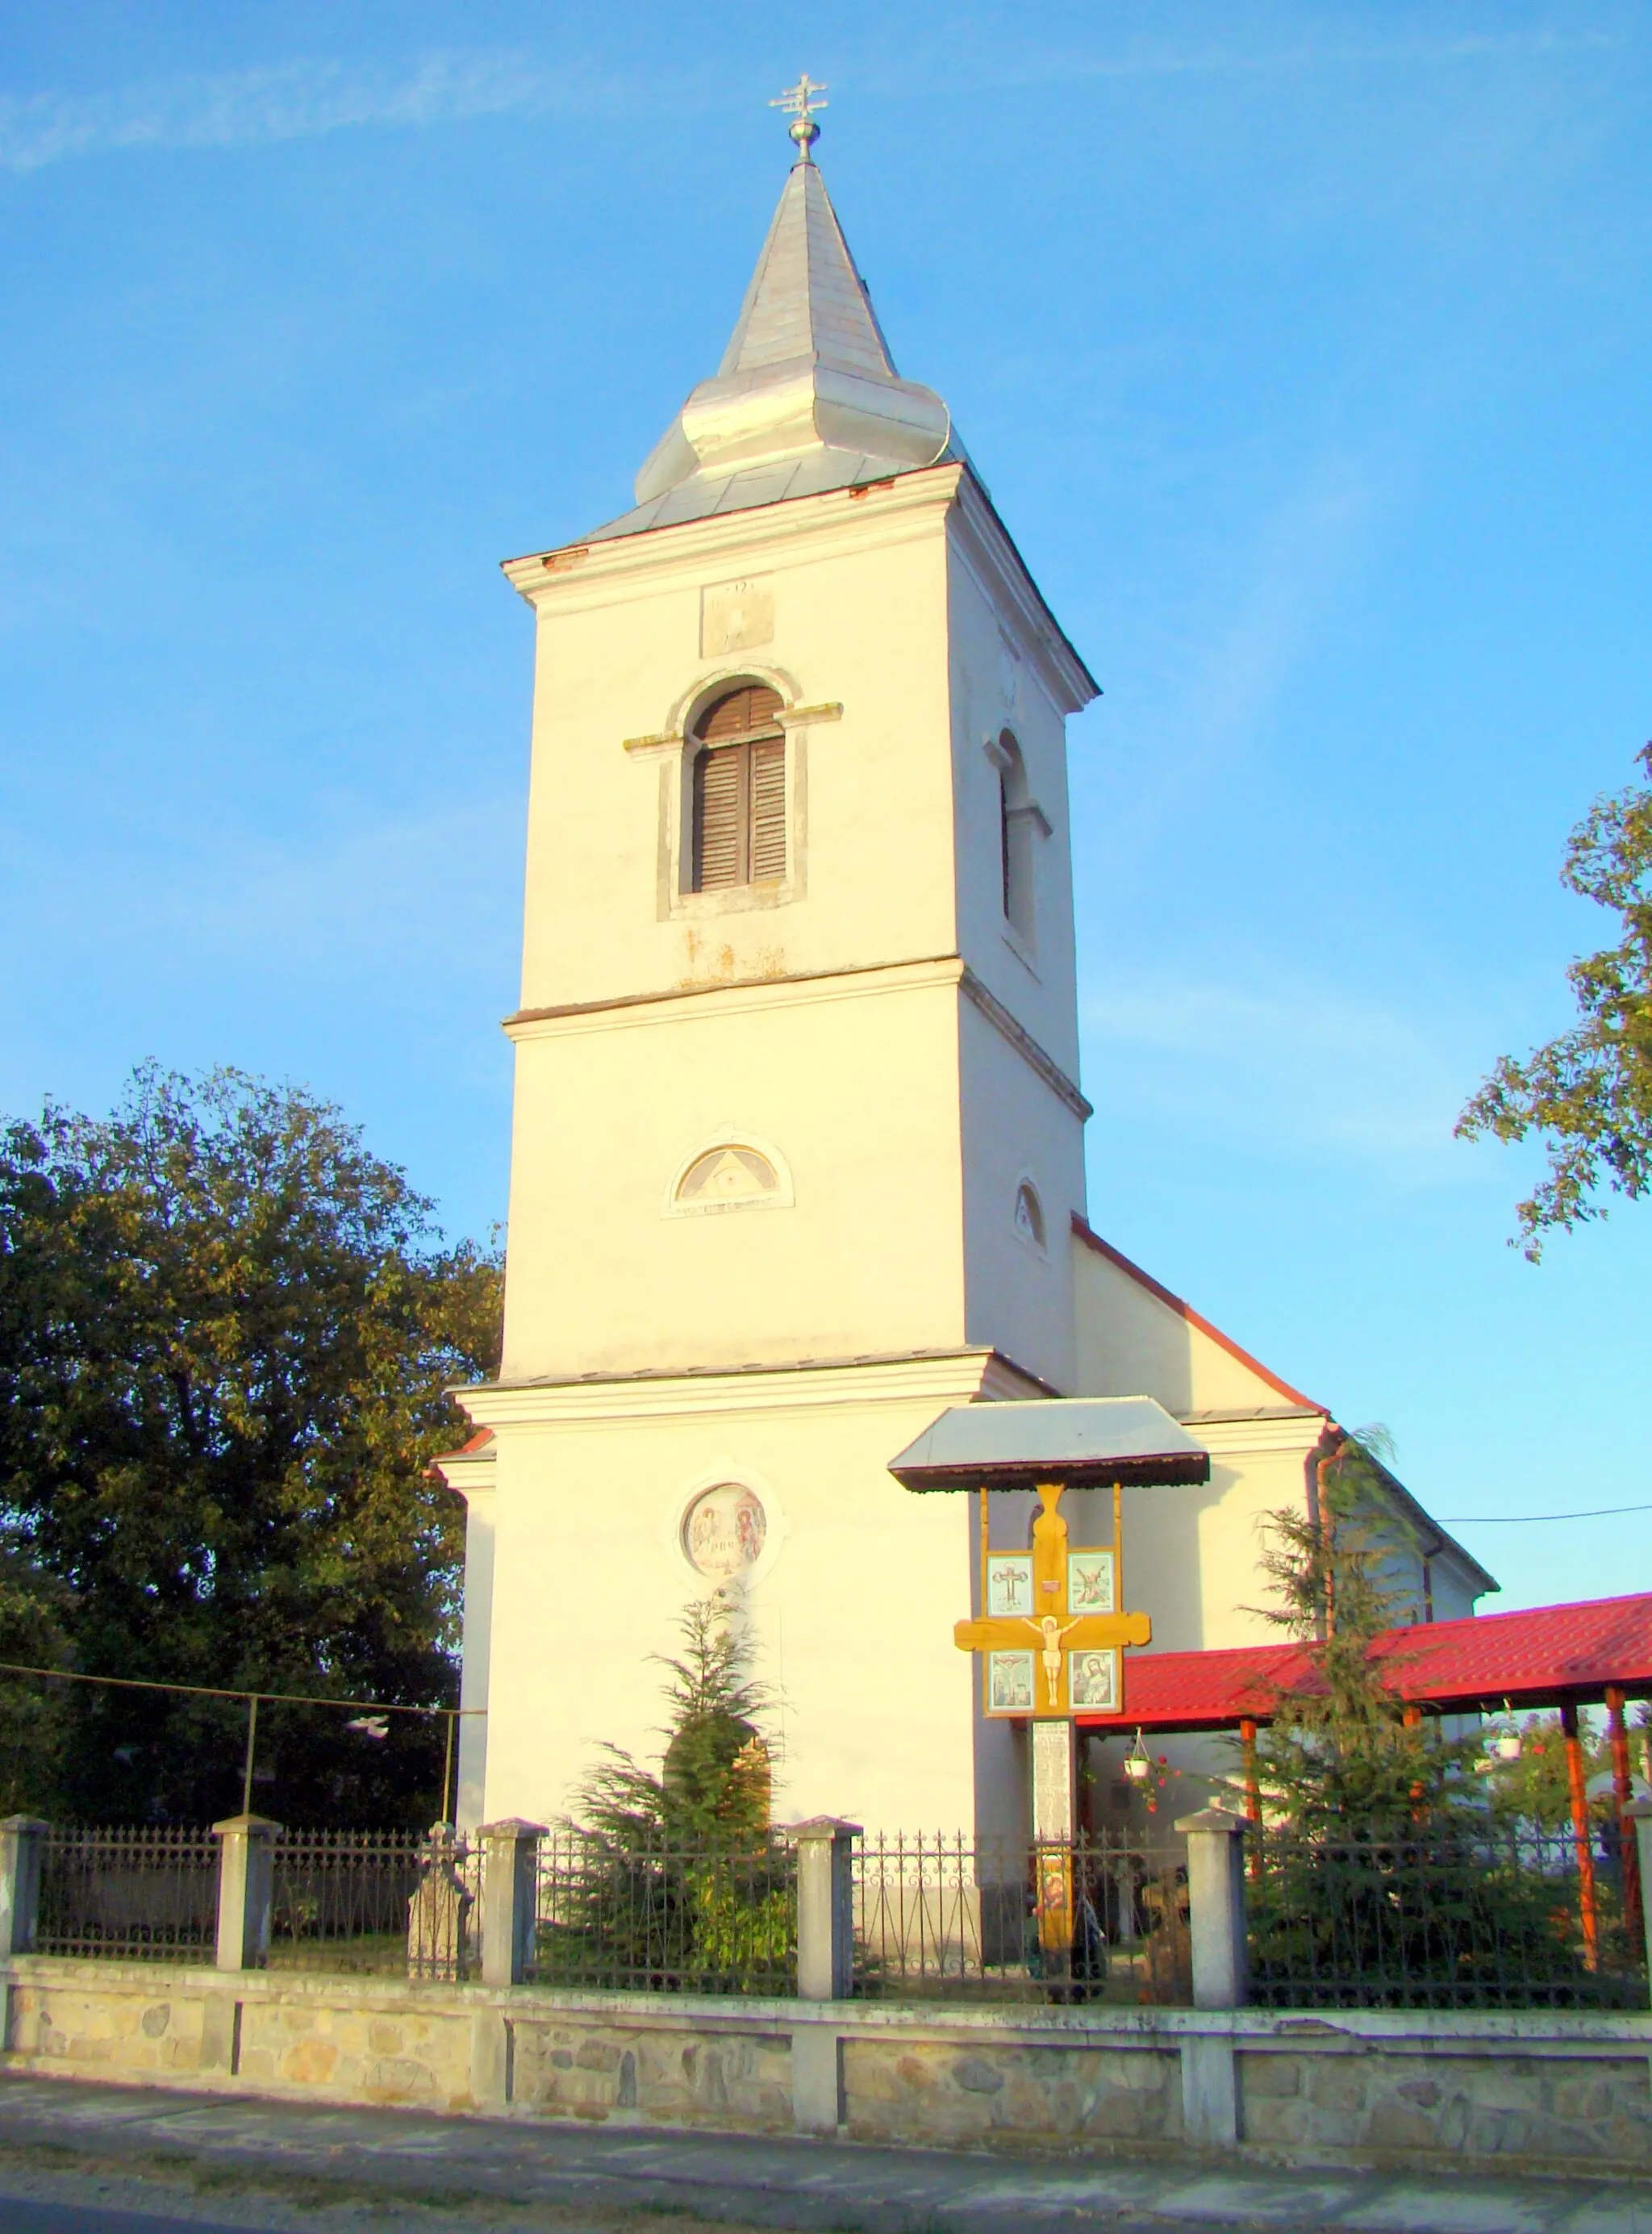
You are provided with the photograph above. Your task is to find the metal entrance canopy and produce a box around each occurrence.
[888,1397,1211,1493]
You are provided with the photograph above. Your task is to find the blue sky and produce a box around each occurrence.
[2,2,1647,1611]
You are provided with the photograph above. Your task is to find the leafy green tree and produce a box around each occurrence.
[0,1533,73,1816]
[0,1063,501,1825]
[1458,743,1652,1258]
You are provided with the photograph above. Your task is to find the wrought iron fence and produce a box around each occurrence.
[853,1831,1192,2004]
[269,1826,482,1977]
[36,1825,219,1962]
[1247,1823,1647,2010]
[529,1829,796,1994]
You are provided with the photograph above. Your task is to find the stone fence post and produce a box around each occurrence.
[1174,1807,1254,2149]
[211,1814,282,1972]
[794,1818,858,2001]
[478,1819,544,1986]
[0,1818,49,1955]
[1625,1801,1652,1998]
[791,1818,859,2138]
[1180,1806,1251,2009]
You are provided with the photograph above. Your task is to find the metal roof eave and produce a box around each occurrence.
[888,1395,1212,1495]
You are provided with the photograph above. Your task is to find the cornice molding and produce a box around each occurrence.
[456,1345,1053,1430]
[947,477,1099,716]
[959,966,1091,1121]
[431,1448,499,1505]
[503,953,1090,1123]
[1173,1413,1329,1463]
[504,954,966,1042]
[502,466,962,614]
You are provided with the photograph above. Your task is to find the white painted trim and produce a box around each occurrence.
[458,1348,1046,1429]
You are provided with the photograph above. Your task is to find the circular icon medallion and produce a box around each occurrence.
[682,1483,767,1579]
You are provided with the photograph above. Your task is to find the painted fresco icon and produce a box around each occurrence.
[986,1553,1034,1618]
[987,1651,1035,1714]
[1067,1550,1116,1614]
[682,1483,768,1579]
[1069,1648,1120,1712]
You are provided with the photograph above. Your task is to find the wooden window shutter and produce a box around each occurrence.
[749,739,786,882]
[695,746,744,889]
[700,685,780,745]
[690,684,786,892]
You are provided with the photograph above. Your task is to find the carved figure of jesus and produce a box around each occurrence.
[1027,1614,1080,1708]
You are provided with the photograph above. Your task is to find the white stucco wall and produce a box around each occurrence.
[497,470,1092,1398]
[464,1355,1037,1835]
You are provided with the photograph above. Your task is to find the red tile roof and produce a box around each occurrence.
[1076,1593,1652,1732]
[428,1426,494,1473]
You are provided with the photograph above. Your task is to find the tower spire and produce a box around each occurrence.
[595,88,960,541]
[770,73,828,165]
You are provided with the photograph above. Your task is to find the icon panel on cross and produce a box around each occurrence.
[956,1482,1149,1718]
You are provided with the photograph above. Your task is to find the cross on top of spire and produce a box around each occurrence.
[770,73,827,164]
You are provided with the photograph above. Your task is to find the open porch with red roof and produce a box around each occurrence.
[1077,1592,1652,1964]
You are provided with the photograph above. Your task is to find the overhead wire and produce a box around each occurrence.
[1435,1502,1652,1524]
[0,1658,483,1821]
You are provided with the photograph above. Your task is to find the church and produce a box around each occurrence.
[439,86,1491,1841]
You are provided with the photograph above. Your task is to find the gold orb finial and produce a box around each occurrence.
[770,73,828,165]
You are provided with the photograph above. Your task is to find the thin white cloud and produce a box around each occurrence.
[997,26,1619,87]
[1082,969,1475,1171]
[0,50,625,174]
[0,25,1625,175]
[1083,446,1389,871]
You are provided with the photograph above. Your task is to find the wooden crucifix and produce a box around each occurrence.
[953,1481,1150,1718]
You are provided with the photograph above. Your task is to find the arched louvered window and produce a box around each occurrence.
[690,685,786,892]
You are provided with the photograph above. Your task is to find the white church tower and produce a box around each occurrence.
[443,86,1489,1837]
[451,87,1095,1835]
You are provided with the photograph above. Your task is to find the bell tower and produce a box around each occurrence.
[453,88,1099,1834]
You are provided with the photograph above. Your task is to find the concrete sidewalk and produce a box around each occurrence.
[0,2073,1647,2234]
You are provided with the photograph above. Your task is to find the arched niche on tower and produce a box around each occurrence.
[662,1130,796,1218]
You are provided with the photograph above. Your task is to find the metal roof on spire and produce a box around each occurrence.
[716,153,899,386]
[586,81,965,545]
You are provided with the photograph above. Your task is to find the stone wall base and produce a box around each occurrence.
[2,1958,1649,2178]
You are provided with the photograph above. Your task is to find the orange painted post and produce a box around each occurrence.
[1240,1718,1262,1878]
[1606,1686,1642,1943]
[1403,1703,1425,1824]
[1561,1702,1600,1971]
